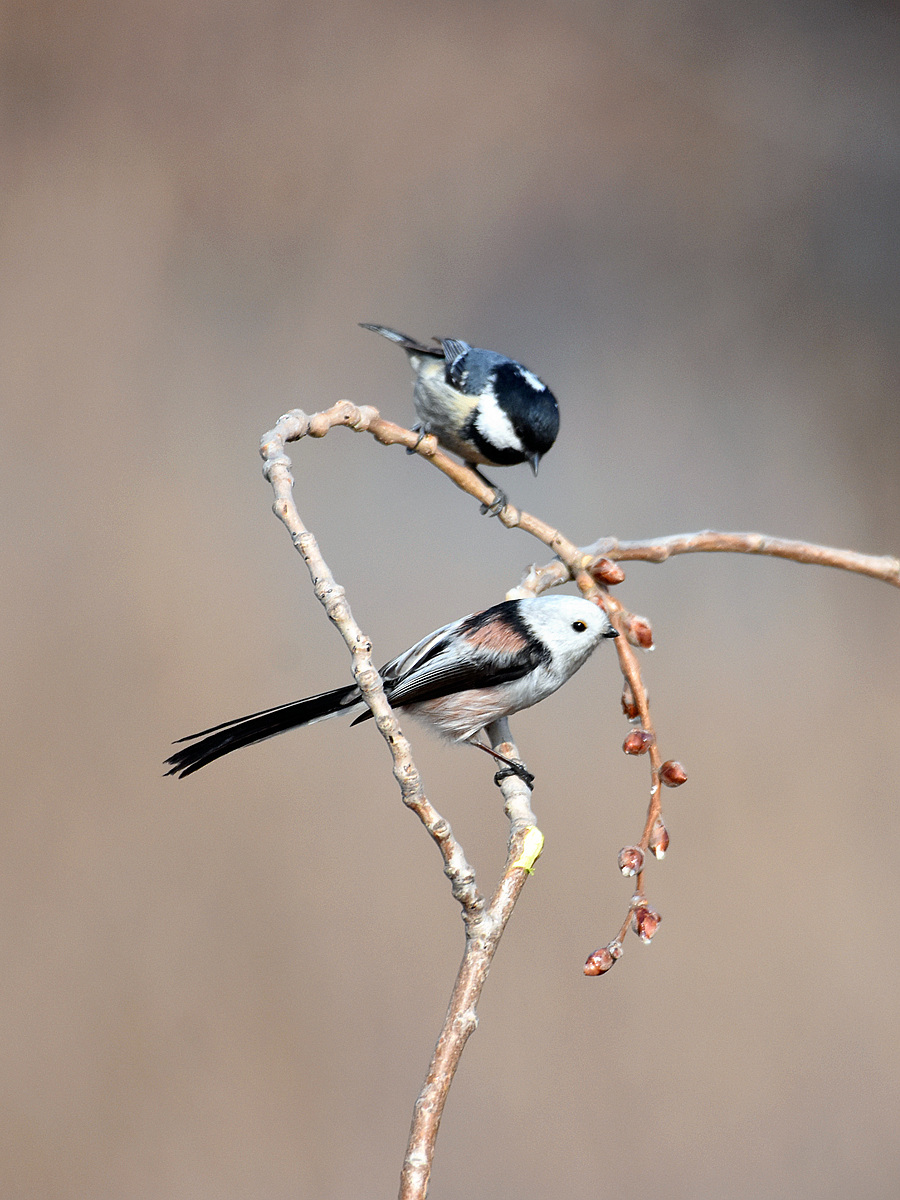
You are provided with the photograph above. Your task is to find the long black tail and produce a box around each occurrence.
[165,684,362,778]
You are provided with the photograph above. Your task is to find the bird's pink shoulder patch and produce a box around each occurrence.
[464,614,528,655]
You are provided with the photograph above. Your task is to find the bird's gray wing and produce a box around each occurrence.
[352,635,542,723]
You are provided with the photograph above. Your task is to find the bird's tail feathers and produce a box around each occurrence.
[359,323,440,358]
[165,684,362,778]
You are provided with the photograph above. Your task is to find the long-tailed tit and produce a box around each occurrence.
[360,323,560,513]
[165,595,617,780]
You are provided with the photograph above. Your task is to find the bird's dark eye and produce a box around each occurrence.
[572,620,587,632]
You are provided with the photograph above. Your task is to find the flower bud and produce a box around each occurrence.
[660,760,687,787]
[583,941,622,976]
[625,614,654,649]
[591,558,626,586]
[620,682,639,720]
[623,729,653,755]
[648,817,669,860]
[618,845,644,876]
[583,947,614,975]
[631,905,662,943]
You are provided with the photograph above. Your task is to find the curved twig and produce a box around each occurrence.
[275,401,597,593]
[259,411,482,919]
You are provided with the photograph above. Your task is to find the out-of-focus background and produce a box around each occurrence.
[2,2,899,1197]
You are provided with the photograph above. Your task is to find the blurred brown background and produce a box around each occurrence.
[2,1,899,1197]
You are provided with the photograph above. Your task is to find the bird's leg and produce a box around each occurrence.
[468,465,508,517]
[468,738,535,790]
[406,424,426,455]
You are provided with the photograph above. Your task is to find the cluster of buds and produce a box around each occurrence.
[584,894,663,976]
[584,601,687,977]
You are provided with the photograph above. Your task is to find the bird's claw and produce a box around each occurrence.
[406,426,426,455]
[493,762,535,790]
[480,488,508,518]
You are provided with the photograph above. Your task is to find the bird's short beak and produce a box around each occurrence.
[603,625,619,639]
[530,453,541,476]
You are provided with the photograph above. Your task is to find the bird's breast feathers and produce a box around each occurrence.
[403,666,555,742]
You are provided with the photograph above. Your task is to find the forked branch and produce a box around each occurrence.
[259,410,548,1200]
[257,400,898,1198]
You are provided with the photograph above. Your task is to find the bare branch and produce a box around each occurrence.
[517,531,900,595]
[602,531,900,585]
[399,721,541,1200]
[259,411,483,920]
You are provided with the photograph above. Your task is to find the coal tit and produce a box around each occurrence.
[165,595,617,780]
[360,323,560,511]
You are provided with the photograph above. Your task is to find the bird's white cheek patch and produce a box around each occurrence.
[475,397,521,451]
